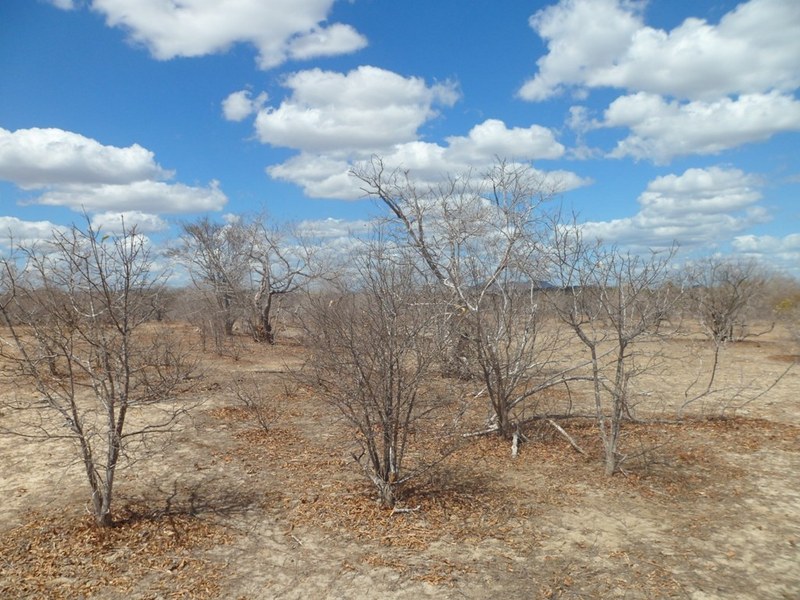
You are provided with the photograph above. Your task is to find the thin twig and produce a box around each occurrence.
[391,505,421,516]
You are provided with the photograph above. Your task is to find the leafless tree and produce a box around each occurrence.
[688,256,769,343]
[301,240,447,507]
[351,158,571,440]
[677,266,797,416]
[550,228,679,475]
[351,157,559,295]
[678,256,773,398]
[0,222,196,527]
[244,220,314,344]
[170,216,313,347]
[169,217,251,350]
[770,274,800,344]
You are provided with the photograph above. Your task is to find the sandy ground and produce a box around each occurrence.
[1,324,798,599]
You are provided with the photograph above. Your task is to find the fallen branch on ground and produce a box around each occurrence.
[547,419,587,456]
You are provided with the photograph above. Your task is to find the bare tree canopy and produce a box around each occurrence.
[301,239,448,507]
[351,157,569,438]
[0,221,195,527]
[550,226,679,474]
[351,156,558,292]
[170,215,314,347]
[687,256,770,343]
[170,216,252,341]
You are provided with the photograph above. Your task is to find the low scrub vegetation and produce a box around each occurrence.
[1,160,798,597]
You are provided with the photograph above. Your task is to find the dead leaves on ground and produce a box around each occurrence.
[0,508,231,600]
[221,407,799,562]
[3,394,798,597]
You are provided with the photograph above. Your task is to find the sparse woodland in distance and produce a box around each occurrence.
[1,159,798,598]
[2,0,799,596]
[2,159,796,517]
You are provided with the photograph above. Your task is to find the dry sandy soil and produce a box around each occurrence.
[1,323,798,599]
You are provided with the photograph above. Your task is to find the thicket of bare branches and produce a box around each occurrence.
[0,222,196,527]
[550,228,680,474]
[352,158,573,440]
[169,215,314,351]
[300,240,450,507]
[350,158,772,474]
[687,256,770,343]
[770,275,800,345]
[2,158,793,525]
[169,217,251,352]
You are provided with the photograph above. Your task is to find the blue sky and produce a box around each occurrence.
[1,0,799,273]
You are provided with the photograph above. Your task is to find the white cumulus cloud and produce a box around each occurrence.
[732,233,800,275]
[268,153,357,199]
[90,210,169,234]
[520,0,644,101]
[603,91,800,163]
[520,0,800,101]
[239,67,577,202]
[0,127,170,188]
[733,233,800,255]
[254,66,459,153]
[287,23,368,61]
[525,0,800,163]
[581,167,769,249]
[0,216,68,247]
[0,127,229,217]
[445,119,564,162]
[269,141,588,201]
[35,180,227,214]
[638,167,762,215]
[222,90,268,122]
[83,0,366,69]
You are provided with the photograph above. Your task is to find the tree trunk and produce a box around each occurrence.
[441,328,471,380]
[378,480,397,508]
[497,402,512,440]
[604,448,617,476]
[224,317,235,337]
[258,311,275,344]
[95,505,114,527]
[253,291,276,344]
